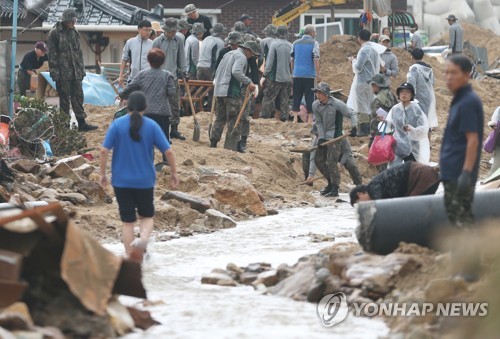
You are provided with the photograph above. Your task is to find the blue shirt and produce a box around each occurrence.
[291,35,320,78]
[440,85,483,182]
[103,115,171,189]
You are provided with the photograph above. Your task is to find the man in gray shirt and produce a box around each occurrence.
[313,82,358,197]
[410,24,423,50]
[447,14,463,54]
[186,23,206,79]
[118,20,153,87]
[260,24,277,61]
[197,23,226,81]
[261,25,292,121]
[153,17,188,140]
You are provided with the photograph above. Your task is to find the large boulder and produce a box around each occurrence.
[12,159,40,174]
[161,191,211,212]
[213,173,267,216]
[48,163,82,183]
[76,182,112,204]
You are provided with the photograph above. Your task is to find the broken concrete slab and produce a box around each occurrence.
[12,159,40,174]
[161,191,211,213]
[48,163,82,183]
[55,155,86,169]
[204,209,237,229]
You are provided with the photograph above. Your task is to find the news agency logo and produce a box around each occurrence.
[317,292,488,327]
[316,292,349,327]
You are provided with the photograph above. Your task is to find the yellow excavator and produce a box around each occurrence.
[272,0,350,26]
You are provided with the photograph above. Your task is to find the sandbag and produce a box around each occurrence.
[356,190,500,255]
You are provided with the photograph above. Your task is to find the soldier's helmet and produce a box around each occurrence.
[371,74,389,88]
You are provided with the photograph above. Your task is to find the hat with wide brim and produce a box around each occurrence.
[379,34,391,42]
[184,4,197,14]
[446,14,458,21]
[210,23,228,36]
[178,19,193,30]
[163,18,179,32]
[151,21,163,32]
[239,41,261,56]
[312,82,331,96]
[191,22,206,35]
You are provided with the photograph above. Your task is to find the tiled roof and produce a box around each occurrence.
[43,0,161,26]
[0,0,29,19]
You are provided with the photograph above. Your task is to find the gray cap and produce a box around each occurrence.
[210,23,227,37]
[233,21,246,33]
[239,41,261,56]
[184,4,197,14]
[191,22,206,35]
[163,17,179,32]
[227,31,242,45]
[312,82,331,96]
[178,19,192,30]
[276,25,289,39]
[61,8,78,22]
[446,14,458,21]
[262,24,277,37]
[371,74,389,88]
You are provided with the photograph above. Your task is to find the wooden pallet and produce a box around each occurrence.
[178,79,214,114]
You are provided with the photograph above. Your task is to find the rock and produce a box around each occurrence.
[424,278,467,304]
[12,159,40,174]
[266,209,279,215]
[245,263,268,273]
[48,163,82,183]
[176,208,203,228]
[161,191,211,213]
[39,188,59,201]
[213,173,267,216]
[307,281,326,302]
[196,166,223,183]
[239,272,259,285]
[276,264,296,281]
[226,263,244,275]
[310,233,335,243]
[126,307,160,330]
[335,231,352,238]
[155,203,179,228]
[254,270,278,287]
[242,166,252,174]
[178,229,194,237]
[55,155,86,169]
[0,185,10,202]
[73,164,95,178]
[270,264,316,300]
[50,177,75,191]
[197,158,207,165]
[58,193,88,205]
[39,176,52,188]
[217,279,238,287]
[183,159,194,166]
[201,272,236,285]
[204,209,237,229]
[76,182,112,204]
[23,173,39,184]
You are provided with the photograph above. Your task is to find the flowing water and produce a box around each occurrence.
[106,196,389,339]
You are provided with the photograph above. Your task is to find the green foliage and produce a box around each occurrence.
[12,96,87,157]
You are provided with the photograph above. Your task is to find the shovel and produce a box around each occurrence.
[181,76,200,142]
[208,93,216,139]
[224,87,252,151]
[288,134,349,153]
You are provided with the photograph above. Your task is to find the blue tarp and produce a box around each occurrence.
[40,72,116,106]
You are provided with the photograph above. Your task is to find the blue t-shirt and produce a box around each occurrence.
[102,115,171,189]
[440,85,483,182]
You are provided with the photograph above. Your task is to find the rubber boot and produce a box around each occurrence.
[320,181,332,196]
[77,119,98,132]
[238,136,247,153]
[324,185,339,198]
[210,140,218,148]
[170,124,186,140]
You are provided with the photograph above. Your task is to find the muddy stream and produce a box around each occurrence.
[105,196,389,338]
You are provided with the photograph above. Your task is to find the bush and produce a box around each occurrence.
[11,96,87,157]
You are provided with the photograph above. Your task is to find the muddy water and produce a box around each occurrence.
[107,197,389,339]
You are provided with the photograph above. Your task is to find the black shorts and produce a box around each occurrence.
[113,187,154,223]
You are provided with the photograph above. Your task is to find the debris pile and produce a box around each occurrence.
[0,203,157,337]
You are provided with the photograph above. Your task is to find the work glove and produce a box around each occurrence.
[457,170,473,195]
[317,138,327,148]
[349,127,357,137]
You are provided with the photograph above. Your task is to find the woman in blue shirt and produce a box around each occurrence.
[100,91,179,260]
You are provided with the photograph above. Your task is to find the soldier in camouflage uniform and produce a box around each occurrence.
[47,9,97,131]
[261,26,292,121]
[211,42,259,151]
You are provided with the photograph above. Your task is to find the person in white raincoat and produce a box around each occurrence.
[383,82,430,167]
[347,29,386,137]
[407,48,438,129]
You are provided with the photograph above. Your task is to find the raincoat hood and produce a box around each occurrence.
[414,62,433,80]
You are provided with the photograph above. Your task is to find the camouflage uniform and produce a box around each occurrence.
[443,181,475,228]
[315,142,342,188]
[210,97,242,143]
[197,67,215,81]
[339,138,363,185]
[370,88,397,134]
[261,81,290,120]
[47,10,86,120]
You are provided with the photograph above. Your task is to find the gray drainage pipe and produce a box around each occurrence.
[355,190,500,255]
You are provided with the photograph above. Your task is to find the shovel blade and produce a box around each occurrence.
[223,129,240,151]
[193,121,201,142]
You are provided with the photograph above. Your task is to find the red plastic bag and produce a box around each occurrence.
[368,123,396,166]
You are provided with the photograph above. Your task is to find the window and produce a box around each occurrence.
[300,10,379,36]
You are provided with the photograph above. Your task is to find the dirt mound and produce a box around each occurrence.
[440,22,500,67]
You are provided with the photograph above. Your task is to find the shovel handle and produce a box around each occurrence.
[182,77,198,122]
[234,87,252,129]
[310,134,349,151]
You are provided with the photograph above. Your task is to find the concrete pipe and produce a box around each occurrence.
[355,190,500,255]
